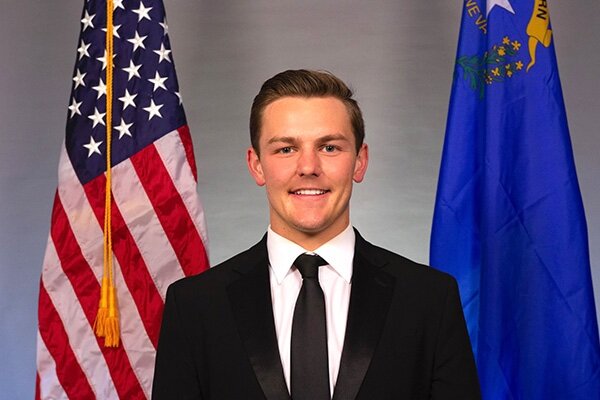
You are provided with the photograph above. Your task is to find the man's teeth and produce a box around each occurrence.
[294,189,327,195]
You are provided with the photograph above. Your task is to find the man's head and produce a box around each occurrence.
[250,69,365,156]
[247,70,369,249]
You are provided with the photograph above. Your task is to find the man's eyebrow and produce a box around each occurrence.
[316,134,349,143]
[266,136,296,145]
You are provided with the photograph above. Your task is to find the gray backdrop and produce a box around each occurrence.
[1,1,598,398]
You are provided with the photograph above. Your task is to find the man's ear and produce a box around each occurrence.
[247,147,266,186]
[353,143,369,183]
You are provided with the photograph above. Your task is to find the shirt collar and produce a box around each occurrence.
[267,224,355,285]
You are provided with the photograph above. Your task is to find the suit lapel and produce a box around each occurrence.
[227,237,290,400]
[332,232,395,400]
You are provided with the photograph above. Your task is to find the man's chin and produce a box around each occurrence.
[290,219,350,240]
[270,208,349,241]
[290,219,330,234]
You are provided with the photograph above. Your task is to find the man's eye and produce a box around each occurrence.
[323,145,337,152]
[279,147,293,154]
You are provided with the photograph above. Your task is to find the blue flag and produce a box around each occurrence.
[430,1,600,398]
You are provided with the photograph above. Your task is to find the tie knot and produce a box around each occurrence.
[294,253,327,279]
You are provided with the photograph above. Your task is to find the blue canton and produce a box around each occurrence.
[66,0,186,184]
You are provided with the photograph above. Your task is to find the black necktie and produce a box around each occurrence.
[291,253,330,400]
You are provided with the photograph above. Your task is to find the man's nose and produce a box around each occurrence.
[296,149,322,176]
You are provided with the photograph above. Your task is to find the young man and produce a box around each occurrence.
[152,70,480,399]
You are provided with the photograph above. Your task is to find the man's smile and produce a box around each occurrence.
[290,188,330,196]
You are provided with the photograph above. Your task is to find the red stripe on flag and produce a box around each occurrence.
[35,372,41,400]
[130,143,209,276]
[177,125,198,182]
[49,193,146,399]
[50,191,100,310]
[38,282,96,399]
[83,174,165,347]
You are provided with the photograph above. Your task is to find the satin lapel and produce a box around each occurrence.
[227,239,290,400]
[332,233,395,400]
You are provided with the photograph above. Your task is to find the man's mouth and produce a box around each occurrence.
[290,189,329,195]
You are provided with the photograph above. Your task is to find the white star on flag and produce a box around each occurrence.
[113,0,125,10]
[175,91,182,105]
[122,60,142,81]
[154,43,172,63]
[77,40,91,60]
[92,79,107,99]
[73,69,86,89]
[119,89,137,110]
[102,24,122,39]
[68,98,82,118]
[97,50,115,71]
[133,2,153,22]
[81,10,95,31]
[487,0,515,15]
[88,107,106,128]
[148,71,168,92]
[128,31,148,52]
[159,18,169,36]
[143,99,164,120]
[83,136,103,157]
[115,118,134,139]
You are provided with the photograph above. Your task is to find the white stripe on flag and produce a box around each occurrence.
[36,330,68,400]
[56,146,103,282]
[111,156,186,299]
[111,256,156,398]
[155,129,209,247]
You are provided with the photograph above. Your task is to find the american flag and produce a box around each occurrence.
[36,1,209,398]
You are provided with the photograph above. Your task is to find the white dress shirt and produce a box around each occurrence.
[267,224,355,396]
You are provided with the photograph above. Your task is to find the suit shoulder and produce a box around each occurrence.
[359,238,457,286]
[358,239,462,316]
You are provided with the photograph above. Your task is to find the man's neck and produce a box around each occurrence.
[269,222,350,251]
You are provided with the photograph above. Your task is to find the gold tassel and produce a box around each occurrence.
[93,275,110,337]
[103,283,120,347]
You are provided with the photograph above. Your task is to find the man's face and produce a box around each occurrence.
[247,96,368,248]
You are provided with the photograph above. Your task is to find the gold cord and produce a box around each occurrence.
[93,0,119,347]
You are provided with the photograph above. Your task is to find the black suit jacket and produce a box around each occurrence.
[152,231,480,399]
